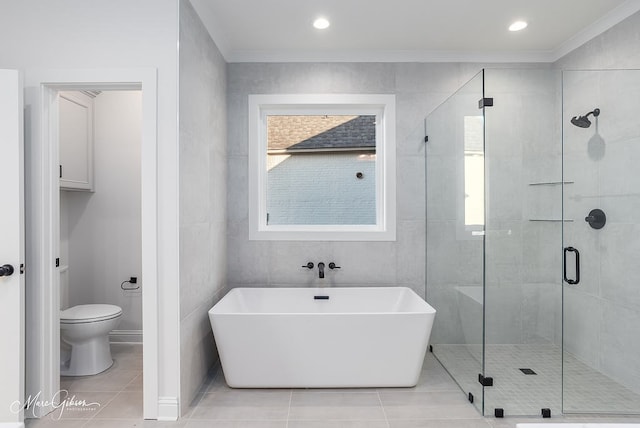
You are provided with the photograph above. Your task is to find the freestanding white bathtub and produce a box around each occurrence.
[208,287,436,388]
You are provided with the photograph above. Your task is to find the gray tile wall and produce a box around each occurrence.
[179,0,228,413]
[425,74,485,346]
[561,69,640,396]
[226,62,482,295]
[555,9,640,396]
[425,69,563,347]
[483,68,563,346]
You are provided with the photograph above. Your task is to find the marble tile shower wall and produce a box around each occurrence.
[226,62,485,295]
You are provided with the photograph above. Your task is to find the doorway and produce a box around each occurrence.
[56,89,143,419]
[23,69,159,420]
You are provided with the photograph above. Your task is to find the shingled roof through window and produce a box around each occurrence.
[267,115,376,152]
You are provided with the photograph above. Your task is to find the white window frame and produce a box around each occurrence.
[248,94,396,241]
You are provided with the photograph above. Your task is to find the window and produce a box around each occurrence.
[248,94,396,241]
[462,115,484,237]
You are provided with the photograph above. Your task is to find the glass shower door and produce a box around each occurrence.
[562,69,640,414]
[482,68,563,417]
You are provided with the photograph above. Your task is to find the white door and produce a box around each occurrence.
[0,69,25,426]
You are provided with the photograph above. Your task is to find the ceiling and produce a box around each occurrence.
[190,0,640,63]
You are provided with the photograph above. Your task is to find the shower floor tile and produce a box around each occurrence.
[434,344,640,416]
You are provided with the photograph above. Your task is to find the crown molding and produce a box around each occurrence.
[225,49,555,63]
[188,0,232,60]
[551,0,640,62]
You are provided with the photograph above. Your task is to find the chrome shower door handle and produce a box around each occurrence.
[563,247,580,285]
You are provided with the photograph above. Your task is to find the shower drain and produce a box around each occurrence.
[519,368,537,375]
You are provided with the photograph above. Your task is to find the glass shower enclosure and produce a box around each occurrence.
[425,68,640,417]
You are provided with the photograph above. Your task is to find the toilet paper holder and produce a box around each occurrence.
[121,277,140,291]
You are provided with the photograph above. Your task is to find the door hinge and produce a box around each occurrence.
[424,135,429,143]
[478,374,493,386]
[55,258,60,267]
[478,97,494,109]
[59,165,63,178]
[20,263,25,274]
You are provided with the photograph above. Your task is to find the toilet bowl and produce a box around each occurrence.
[60,304,122,376]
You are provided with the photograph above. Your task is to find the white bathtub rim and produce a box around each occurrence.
[209,286,436,316]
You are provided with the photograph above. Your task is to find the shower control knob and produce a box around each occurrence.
[302,262,314,269]
[328,262,341,269]
[585,208,606,229]
[0,264,14,277]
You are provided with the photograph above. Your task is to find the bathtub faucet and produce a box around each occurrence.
[302,261,339,278]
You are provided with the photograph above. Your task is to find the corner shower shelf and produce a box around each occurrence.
[528,181,574,186]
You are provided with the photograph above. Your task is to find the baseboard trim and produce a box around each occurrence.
[109,329,143,343]
[157,397,179,421]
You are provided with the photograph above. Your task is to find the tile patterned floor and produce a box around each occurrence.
[25,343,640,427]
[25,343,144,427]
[434,344,640,417]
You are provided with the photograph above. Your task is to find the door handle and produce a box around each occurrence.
[0,264,14,277]
[563,247,580,285]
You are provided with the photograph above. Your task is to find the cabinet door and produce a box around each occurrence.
[59,91,94,191]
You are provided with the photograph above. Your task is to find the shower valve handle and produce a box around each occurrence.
[302,262,314,269]
[328,262,341,269]
[585,209,606,229]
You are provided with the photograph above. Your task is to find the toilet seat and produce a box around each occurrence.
[60,304,122,324]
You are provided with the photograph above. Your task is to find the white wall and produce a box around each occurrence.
[0,0,180,417]
[61,91,142,333]
[179,0,227,414]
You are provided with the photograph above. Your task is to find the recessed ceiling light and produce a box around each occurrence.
[313,17,330,30]
[509,20,528,32]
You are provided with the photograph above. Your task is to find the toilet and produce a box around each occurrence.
[60,304,122,376]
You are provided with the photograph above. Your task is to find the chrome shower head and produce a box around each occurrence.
[571,108,600,128]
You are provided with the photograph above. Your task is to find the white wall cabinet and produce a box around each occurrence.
[59,91,94,191]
